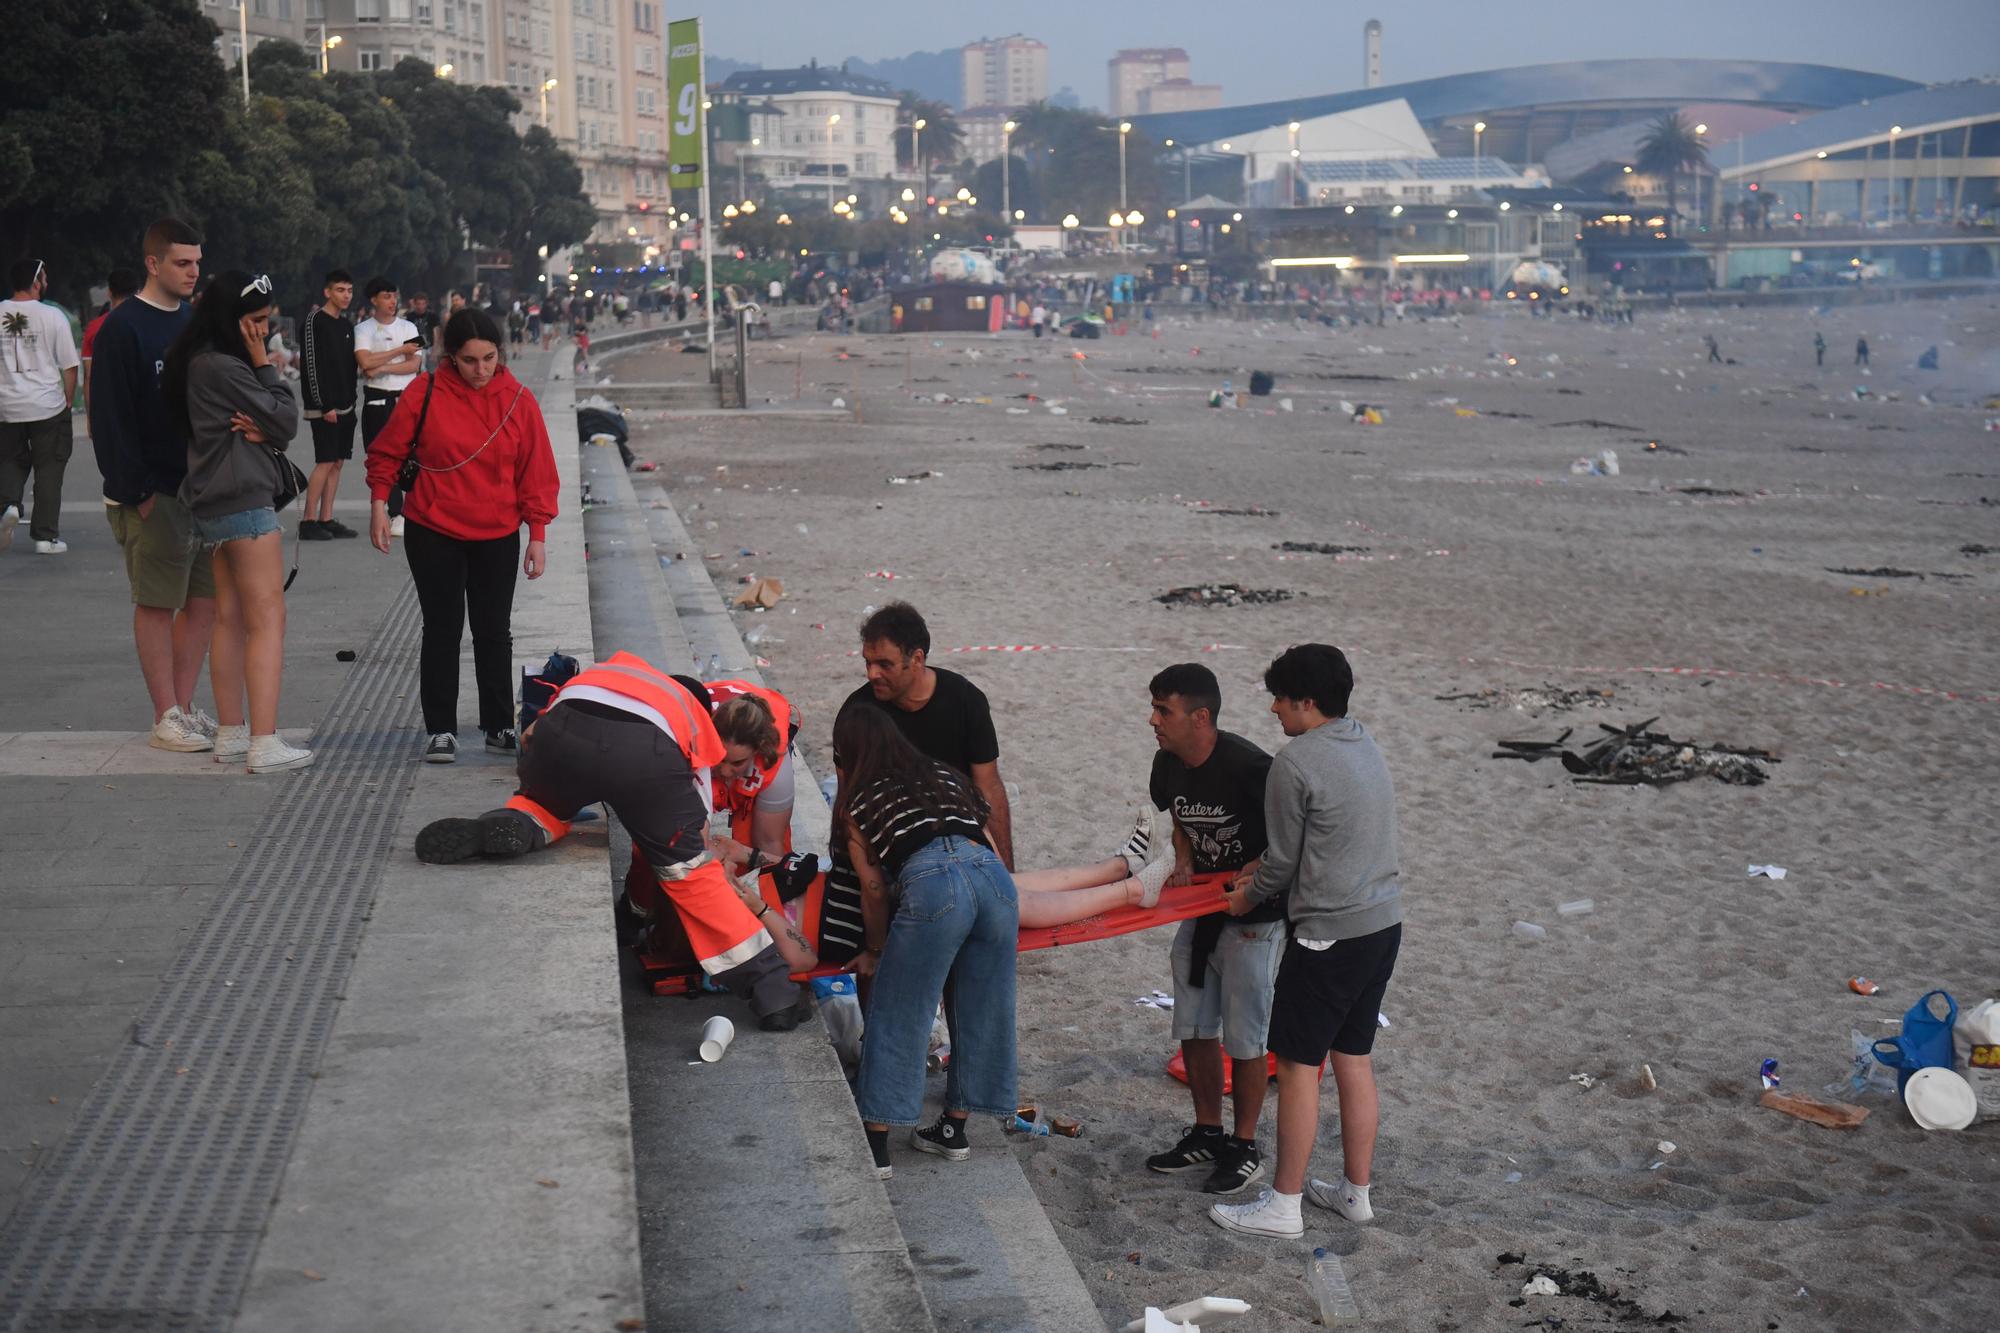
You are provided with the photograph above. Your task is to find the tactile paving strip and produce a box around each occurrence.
[0,584,424,1331]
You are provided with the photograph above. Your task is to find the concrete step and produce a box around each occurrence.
[607,381,727,410]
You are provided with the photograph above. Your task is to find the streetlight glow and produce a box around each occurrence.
[1473,120,1486,133]
[1061,213,1079,228]
[1109,211,1124,227]
[435,63,453,77]
[1694,123,1707,135]
[1125,209,1144,225]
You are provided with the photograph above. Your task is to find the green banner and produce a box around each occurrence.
[667,18,704,191]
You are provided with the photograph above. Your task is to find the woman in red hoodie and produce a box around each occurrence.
[366,307,559,763]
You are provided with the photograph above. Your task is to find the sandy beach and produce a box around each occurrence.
[608,292,1999,1331]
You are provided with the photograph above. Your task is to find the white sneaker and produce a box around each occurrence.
[187,705,220,740]
[1306,1176,1375,1223]
[0,504,17,550]
[149,706,214,752]
[1120,803,1157,875]
[246,734,314,773]
[1209,1186,1304,1238]
[213,724,251,762]
[34,539,67,554]
[389,515,405,538]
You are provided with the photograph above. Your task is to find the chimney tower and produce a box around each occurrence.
[1364,19,1382,89]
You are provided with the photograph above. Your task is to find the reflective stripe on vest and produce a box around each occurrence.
[552,651,726,768]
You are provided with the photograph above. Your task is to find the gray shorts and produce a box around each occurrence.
[1169,916,1285,1060]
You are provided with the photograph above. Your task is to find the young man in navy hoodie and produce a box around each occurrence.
[88,218,218,752]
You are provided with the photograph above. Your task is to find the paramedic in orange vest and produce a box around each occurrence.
[412,651,815,1030]
[705,678,797,863]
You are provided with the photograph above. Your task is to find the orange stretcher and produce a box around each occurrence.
[638,870,1233,996]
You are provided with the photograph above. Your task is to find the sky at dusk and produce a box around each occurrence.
[702,0,2000,109]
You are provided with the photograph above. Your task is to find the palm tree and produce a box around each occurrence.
[892,92,963,172]
[1635,113,1709,236]
[2,310,27,373]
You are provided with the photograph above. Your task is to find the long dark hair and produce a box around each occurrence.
[440,306,506,360]
[162,269,274,438]
[830,705,980,863]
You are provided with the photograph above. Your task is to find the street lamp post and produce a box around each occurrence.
[540,77,558,129]
[913,116,927,209]
[739,136,759,206]
[826,113,841,213]
[1288,121,1301,207]
[1692,123,1707,230]
[1473,120,1486,188]
[1888,124,1902,222]
[1002,119,1016,225]
[319,26,342,75]
[237,2,251,108]
[1117,121,1131,249]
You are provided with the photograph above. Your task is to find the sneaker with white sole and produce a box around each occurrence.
[1201,1138,1267,1195]
[187,705,220,740]
[1120,803,1157,875]
[149,706,213,752]
[1306,1176,1375,1223]
[0,504,18,550]
[246,734,314,773]
[389,515,405,538]
[423,733,457,763]
[910,1115,971,1162]
[1146,1124,1226,1173]
[1209,1186,1303,1238]
[213,724,251,763]
[34,539,67,555]
[484,728,519,755]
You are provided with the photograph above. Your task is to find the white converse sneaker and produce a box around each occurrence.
[1306,1176,1375,1223]
[1120,804,1157,875]
[212,724,251,763]
[246,734,314,773]
[149,706,214,752]
[1209,1186,1303,1238]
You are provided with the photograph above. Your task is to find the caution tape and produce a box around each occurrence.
[1461,656,2000,706]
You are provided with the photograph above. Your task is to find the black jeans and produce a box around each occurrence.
[403,517,518,735]
[361,389,405,518]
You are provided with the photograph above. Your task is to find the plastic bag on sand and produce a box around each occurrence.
[1952,997,2000,1122]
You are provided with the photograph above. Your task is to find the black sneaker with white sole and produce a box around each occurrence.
[414,810,540,864]
[1200,1138,1266,1195]
[424,732,458,763]
[910,1115,971,1162]
[485,728,519,755]
[1146,1124,1225,1173]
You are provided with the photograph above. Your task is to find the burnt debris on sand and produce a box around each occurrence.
[1016,461,1106,472]
[1826,565,1970,581]
[1438,685,1617,714]
[1494,717,1777,786]
[1157,584,1296,608]
[1275,541,1371,555]
[1496,1255,1687,1326]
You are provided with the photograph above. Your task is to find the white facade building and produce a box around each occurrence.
[718,65,903,196]
[961,35,1047,112]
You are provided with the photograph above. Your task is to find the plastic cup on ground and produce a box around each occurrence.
[1557,899,1595,917]
[699,1015,735,1063]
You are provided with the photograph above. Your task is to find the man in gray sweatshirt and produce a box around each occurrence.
[1209,643,1403,1240]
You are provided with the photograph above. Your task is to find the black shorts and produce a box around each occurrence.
[1266,923,1401,1066]
[310,413,357,464]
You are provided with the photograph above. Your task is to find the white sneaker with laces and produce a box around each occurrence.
[149,706,213,752]
[1209,1186,1304,1238]
[247,734,314,773]
[0,504,17,550]
[34,539,66,555]
[213,724,251,763]
[389,515,405,538]
[1306,1176,1375,1223]
[1120,804,1157,875]
[187,705,220,740]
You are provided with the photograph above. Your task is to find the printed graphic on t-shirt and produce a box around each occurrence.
[1169,796,1250,868]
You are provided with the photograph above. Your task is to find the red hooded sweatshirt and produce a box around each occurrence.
[364,362,560,542]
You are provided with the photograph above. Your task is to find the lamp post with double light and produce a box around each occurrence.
[1118,121,1131,223]
[1288,121,1301,206]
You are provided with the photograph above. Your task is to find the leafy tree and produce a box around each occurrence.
[0,0,231,305]
[1007,101,1161,227]
[1636,113,1708,236]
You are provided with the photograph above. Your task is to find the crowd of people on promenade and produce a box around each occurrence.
[413,596,1406,1238]
[2,218,561,773]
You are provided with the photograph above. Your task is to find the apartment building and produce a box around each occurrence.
[1107,47,1191,118]
[717,64,903,198]
[960,34,1048,112]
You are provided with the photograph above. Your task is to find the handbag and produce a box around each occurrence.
[394,372,437,492]
[269,445,309,512]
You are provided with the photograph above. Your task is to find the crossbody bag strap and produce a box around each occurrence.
[411,371,436,458]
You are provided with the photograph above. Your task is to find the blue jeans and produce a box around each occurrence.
[856,836,1019,1126]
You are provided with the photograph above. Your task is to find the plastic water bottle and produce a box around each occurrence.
[702,652,723,680]
[819,774,839,805]
[1308,1248,1361,1324]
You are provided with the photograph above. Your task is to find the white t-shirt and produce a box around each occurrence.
[354,315,420,395]
[0,298,81,421]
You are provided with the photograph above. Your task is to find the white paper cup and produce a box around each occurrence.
[699,1015,735,1063]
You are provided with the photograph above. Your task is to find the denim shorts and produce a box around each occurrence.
[195,506,281,548]
[1170,916,1286,1059]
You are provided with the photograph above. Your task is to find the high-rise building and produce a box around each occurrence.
[1364,19,1383,89]
[1137,79,1223,115]
[1107,48,1191,118]
[960,34,1048,112]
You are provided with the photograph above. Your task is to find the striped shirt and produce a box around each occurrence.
[847,763,990,877]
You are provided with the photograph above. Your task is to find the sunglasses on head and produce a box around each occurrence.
[31,259,45,287]
[240,273,273,298]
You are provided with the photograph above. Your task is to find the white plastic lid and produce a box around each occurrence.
[1904,1066,1978,1131]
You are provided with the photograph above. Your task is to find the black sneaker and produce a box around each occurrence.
[323,518,360,539]
[758,987,816,1032]
[1146,1124,1225,1173]
[485,728,519,755]
[423,732,457,763]
[866,1128,893,1180]
[298,520,333,541]
[1200,1138,1266,1195]
[413,810,539,864]
[910,1115,971,1162]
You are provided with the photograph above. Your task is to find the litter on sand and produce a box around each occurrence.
[1493,717,1777,786]
[1156,584,1296,608]
[1135,990,1176,1009]
[732,577,784,609]
[1748,864,1788,880]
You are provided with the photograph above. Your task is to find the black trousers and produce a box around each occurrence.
[403,517,518,735]
[361,389,405,518]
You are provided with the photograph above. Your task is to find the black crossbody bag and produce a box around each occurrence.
[394,372,437,492]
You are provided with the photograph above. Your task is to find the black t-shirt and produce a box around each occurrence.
[841,667,999,779]
[1151,730,1280,924]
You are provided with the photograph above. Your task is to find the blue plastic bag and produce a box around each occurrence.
[1873,990,1957,1092]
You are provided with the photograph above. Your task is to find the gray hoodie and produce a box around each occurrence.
[1243,716,1403,941]
[179,352,299,521]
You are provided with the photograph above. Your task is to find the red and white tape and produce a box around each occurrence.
[1462,656,2000,706]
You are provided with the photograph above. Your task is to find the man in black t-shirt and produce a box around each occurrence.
[1141,663,1279,1197]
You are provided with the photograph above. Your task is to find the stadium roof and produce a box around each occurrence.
[1718,80,2000,178]
[1129,59,1920,147]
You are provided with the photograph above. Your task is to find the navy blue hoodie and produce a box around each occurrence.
[88,295,192,504]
